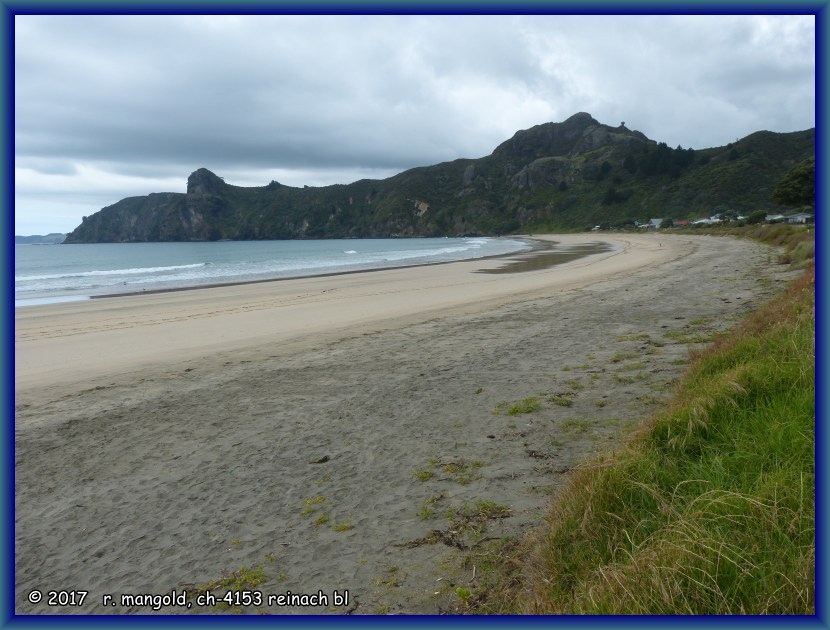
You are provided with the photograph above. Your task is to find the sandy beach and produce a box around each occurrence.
[14,233,799,615]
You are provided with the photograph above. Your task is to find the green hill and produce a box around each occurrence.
[64,113,814,243]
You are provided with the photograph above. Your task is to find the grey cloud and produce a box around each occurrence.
[15,158,79,177]
[14,14,815,234]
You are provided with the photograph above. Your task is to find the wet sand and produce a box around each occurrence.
[14,233,798,614]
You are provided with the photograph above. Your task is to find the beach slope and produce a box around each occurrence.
[14,233,798,614]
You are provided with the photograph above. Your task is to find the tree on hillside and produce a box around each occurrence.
[747,210,767,224]
[773,157,815,208]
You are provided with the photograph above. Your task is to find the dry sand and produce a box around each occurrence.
[14,233,799,615]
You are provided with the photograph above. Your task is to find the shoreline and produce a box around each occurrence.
[14,236,543,307]
[14,234,643,398]
[85,237,552,301]
[14,232,801,615]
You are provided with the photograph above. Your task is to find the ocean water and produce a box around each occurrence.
[14,237,532,307]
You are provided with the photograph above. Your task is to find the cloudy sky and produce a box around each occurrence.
[14,13,815,234]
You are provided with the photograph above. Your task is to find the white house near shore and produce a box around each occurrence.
[785,213,813,224]
[765,213,813,224]
[637,218,665,229]
[692,217,719,225]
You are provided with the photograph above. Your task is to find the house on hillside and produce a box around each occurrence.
[673,220,690,227]
[765,214,786,222]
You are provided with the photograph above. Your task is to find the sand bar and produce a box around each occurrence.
[14,233,799,614]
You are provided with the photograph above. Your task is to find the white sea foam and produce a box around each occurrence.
[15,263,207,282]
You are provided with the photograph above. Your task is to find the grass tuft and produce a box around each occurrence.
[508,396,542,416]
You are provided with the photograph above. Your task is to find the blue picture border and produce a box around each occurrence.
[4,1,825,628]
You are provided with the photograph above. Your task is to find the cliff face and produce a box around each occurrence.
[64,114,815,243]
[65,193,186,243]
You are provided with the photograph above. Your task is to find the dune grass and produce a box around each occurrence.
[475,261,815,615]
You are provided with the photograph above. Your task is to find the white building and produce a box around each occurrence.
[785,213,813,224]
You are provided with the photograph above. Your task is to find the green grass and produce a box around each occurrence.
[301,495,326,517]
[688,317,711,326]
[616,360,646,372]
[562,418,590,434]
[193,565,268,611]
[782,239,815,267]
[443,458,484,485]
[663,329,715,344]
[413,468,435,482]
[548,394,574,407]
[419,494,444,520]
[508,396,542,415]
[469,500,511,519]
[475,265,814,615]
[442,499,512,544]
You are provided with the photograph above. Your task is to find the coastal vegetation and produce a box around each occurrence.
[773,156,815,208]
[463,226,815,615]
[64,113,813,243]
